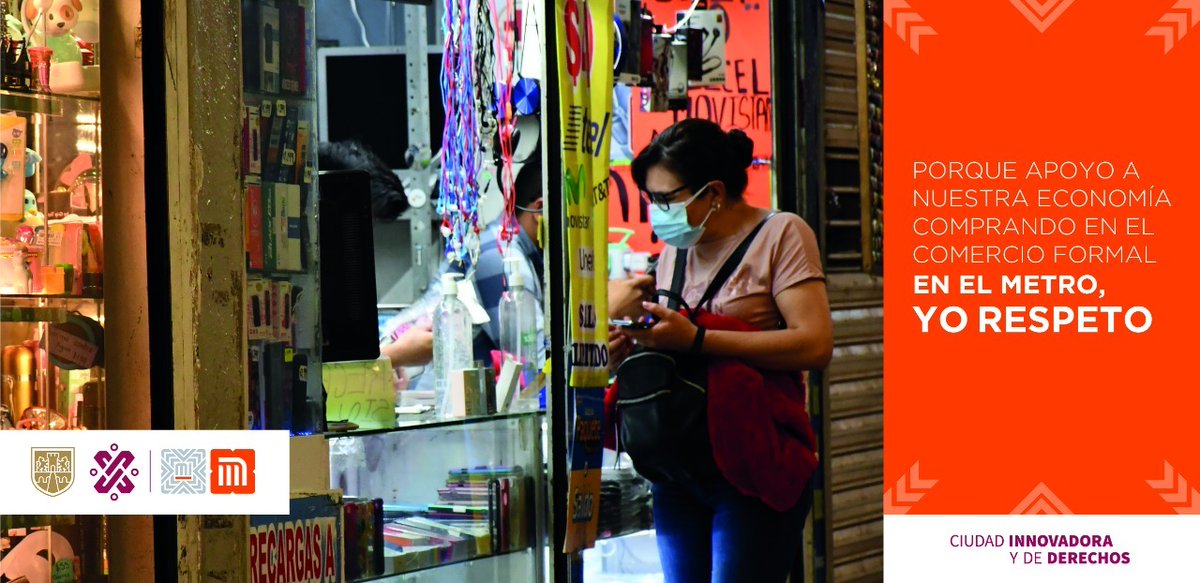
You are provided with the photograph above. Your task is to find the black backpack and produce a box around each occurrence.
[614,215,773,484]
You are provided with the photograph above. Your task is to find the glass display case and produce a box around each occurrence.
[1,1,107,580]
[240,0,324,434]
[328,413,547,581]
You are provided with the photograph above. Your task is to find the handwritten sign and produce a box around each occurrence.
[48,316,102,370]
[323,357,395,430]
[610,0,774,254]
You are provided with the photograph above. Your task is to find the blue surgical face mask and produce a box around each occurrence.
[649,183,716,248]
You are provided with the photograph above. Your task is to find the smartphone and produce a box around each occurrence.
[609,317,657,330]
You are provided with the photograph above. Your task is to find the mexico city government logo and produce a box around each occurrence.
[31,447,74,497]
[92,443,137,501]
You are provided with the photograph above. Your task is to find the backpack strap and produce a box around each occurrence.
[695,211,778,312]
[664,246,690,311]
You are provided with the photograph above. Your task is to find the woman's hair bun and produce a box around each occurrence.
[726,129,754,169]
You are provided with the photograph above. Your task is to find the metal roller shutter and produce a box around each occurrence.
[820,274,883,582]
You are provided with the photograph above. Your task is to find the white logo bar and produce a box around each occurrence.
[0,430,290,515]
[886,515,1200,582]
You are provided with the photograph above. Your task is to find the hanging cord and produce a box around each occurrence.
[489,0,519,252]
[439,0,483,269]
[476,0,499,147]
[350,0,371,46]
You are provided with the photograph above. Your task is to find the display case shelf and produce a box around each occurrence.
[1,88,99,117]
[0,293,103,301]
[326,410,544,438]
[329,411,546,580]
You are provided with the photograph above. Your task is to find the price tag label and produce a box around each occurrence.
[276,100,287,117]
[281,149,296,166]
[284,348,294,363]
[260,101,273,118]
[304,166,314,184]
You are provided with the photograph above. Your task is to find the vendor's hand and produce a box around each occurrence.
[383,323,434,367]
[608,326,633,372]
[608,274,656,319]
[625,302,698,352]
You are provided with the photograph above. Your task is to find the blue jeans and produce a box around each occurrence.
[653,476,811,583]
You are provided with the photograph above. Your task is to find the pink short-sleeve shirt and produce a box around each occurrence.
[656,212,825,330]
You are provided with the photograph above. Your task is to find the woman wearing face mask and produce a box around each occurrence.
[617,119,833,583]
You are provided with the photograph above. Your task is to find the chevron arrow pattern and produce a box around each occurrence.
[884,461,938,514]
[1147,0,1200,54]
[884,0,936,55]
[1147,461,1200,514]
[1008,0,1078,33]
[1011,482,1073,515]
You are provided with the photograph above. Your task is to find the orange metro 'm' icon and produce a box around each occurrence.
[209,449,255,495]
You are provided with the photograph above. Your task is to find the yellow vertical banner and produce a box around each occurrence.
[556,0,613,553]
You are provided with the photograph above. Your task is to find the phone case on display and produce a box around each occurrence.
[260,3,281,93]
[280,0,306,94]
[289,352,310,433]
[242,0,261,92]
[249,343,264,429]
[245,182,265,270]
[277,183,303,272]
[293,120,310,184]
[276,113,298,183]
[265,101,288,179]
[274,280,293,342]
[263,342,293,430]
[261,183,278,272]
[244,105,262,176]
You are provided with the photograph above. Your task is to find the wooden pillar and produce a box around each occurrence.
[160,0,249,580]
[100,1,155,581]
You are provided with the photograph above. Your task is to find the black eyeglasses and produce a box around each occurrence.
[639,184,693,211]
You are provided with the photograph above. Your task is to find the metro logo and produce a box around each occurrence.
[211,449,256,495]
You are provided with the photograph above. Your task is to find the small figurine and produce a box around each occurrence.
[23,147,39,177]
[20,148,42,225]
[21,189,42,226]
[20,0,88,91]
